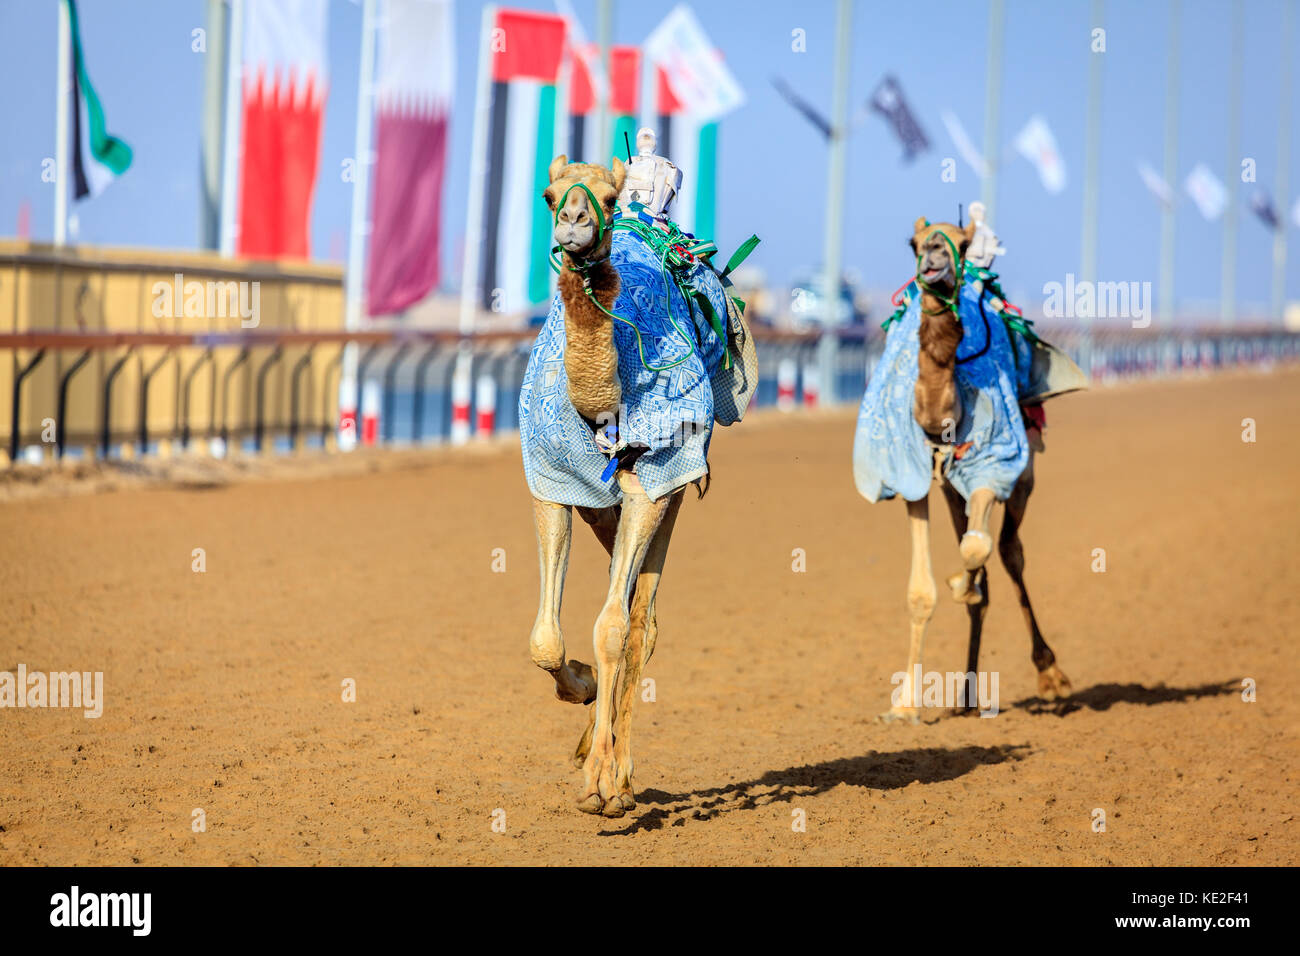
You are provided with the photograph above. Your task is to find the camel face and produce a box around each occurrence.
[910,216,977,298]
[545,156,626,260]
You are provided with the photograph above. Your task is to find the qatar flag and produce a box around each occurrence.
[236,0,328,260]
[366,0,455,316]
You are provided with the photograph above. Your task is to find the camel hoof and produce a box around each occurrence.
[959,530,993,571]
[946,570,983,605]
[615,791,636,812]
[600,798,627,819]
[576,793,605,815]
[1037,664,1072,701]
[877,708,921,726]
[553,659,597,705]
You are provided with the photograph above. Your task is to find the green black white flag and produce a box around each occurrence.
[65,0,132,199]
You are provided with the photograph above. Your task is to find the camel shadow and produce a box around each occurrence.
[1012,679,1242,717]
[599,743,1030,836]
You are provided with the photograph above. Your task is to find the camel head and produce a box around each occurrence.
[545,156,627,262]
[909,216,978,298]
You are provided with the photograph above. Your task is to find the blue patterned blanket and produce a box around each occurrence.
[519,230,736,506]
[853,281,1031,505]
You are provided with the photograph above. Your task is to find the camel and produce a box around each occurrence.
[866,215,1072,722]
[521,154,737,817]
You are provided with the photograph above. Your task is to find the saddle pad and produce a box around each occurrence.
[519,230,733,506]
[853,282,1030,505]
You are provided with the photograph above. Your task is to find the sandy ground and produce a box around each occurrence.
[1,369,1297,866]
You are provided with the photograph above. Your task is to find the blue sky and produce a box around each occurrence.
[1,0,1296,318]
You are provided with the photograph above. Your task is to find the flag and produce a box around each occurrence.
[237,0,328,259]
[365,0,454,316]
[478,8,567,314]
[64,0,132,200]
[643,4,744,124]
[555,0,606,162]
[869,75,929,162]
[1184,163,1227,221]
[608,45,641,161]
[940,109,987,179]
[1013,115,1066,194]
[1249,191,1280,230]
[1136,161,1174,208]
[771,77,831,140]
[654,65,717,237]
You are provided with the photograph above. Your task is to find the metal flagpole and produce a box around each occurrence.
[54,0,70,246]
[595,0,612,160]
[1271,0,1294,320]
[459,3,495,336]
[1080,0,1104,289]
[1221,0,1244,323]
[340,0,378,449]
[818,0,852,405]
[980,0,1005,225]
[218,0,244,256]
[199,0,228,250]
[1159,0,1180,323]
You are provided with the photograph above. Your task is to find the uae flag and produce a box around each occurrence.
[654,65,717,238]
[608,45,641,162]
[64,0,132,199]
[563,41,598,162]
[478,8,567,314]
[366,0,455,316]
[236,0,328,259]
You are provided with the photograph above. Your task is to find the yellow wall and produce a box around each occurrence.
[0,241,345,459]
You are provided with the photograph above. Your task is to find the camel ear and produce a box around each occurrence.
[912,215,930,237]
[609,156,627,194]
[548,155,569,184]
[959,218,977,254]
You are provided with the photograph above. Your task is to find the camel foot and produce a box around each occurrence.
[1037,664,1073,701]
[577,754,624,817]
[552,659,597,705]
[959,530,993,571]
[877,707,921,726]
[946,570,983,605]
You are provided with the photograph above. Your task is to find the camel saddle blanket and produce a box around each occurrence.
[853,282,1084,505]
[519,230,757,507]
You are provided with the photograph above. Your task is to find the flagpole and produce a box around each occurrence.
[1159,0,1180,324]
[1221,0,1244,324]
[980,0,1005,225]
[218,0,243,256]
[54,0,70,246]
[1271,0,1294,320]
[595,0,612,160]
[1080,0,1104,289]
[338,0,378,449]
[459,3,495,337]
[199,0,228,250]
[819,0,852,405]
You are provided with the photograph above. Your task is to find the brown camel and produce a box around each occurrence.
[526,155,691,817]
[884,215,1072,722]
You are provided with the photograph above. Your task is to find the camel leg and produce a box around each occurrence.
[571,505,619,767]
[529,497,596,704]
[941,481,990,711]
[999,455,1072,700]
[881,495,935,723]
[609,490,683,811]
[577,471,672,816]
[959,486,997,570]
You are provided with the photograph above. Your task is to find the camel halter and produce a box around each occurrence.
[914,226,965,319]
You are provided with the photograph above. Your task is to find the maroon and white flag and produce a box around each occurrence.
[366,0,455,316]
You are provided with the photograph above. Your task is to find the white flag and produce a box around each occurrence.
[1184,163,1227,221]
[643,4,744,122]
[941,110,988,179]
[1136,161,1174,208]
[1013,115,1066,193]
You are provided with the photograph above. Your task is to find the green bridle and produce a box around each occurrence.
[914,226,965,318]
[552,181,608,261]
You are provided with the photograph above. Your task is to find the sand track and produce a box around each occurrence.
[1,370,1296,865]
